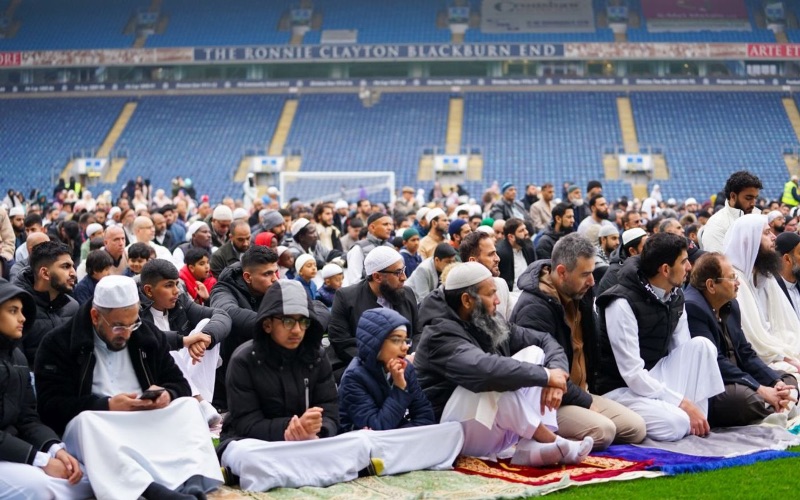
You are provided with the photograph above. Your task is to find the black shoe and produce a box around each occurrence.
[221,466,240,487]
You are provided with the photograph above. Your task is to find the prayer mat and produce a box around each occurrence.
[596,444,800,475]
[453,454,654,487]
[632,425,800,457]
[209,470,555,499]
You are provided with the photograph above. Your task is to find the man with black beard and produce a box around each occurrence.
[288,218,334,269]
[496,218,536,292]
[723,214,800,374]
[414,262,594,466]
[768,211,786,237]
[701,170,763,252]
[577,195,614,237]
[775,232,800,321]
[328,246,418,382]
[536,202,575,260]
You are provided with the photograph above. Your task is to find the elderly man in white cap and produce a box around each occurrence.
[80,222,104,261]
[210,205,233,248]
[724,213,800,377]
[329,246,418,382]
[415,262,593,466]
[35,275,223,500]
[288,217,333,270]
[343,212,395,286]
[172,221,215,268]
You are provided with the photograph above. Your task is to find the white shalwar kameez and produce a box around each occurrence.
[603,298,724,441]
[221,422,464,492]
[63,398,223,500]
[440,345,558,460]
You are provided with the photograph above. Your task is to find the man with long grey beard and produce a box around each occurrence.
[414,262,593,467]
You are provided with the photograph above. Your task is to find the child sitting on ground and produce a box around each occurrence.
[277,246,295,280]
[179,247,217,305]
[72,250,113,305]
[317,263,343,308]
[126,242,154,276]
[294,255,318,300]
[400,229,422,277]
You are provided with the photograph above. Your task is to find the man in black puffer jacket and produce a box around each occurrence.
[12,241,78,366]
[511,234,645,450]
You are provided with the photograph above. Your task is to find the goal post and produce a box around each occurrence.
[278,171,396,206]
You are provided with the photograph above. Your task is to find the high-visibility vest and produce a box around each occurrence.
[782,181,799,207]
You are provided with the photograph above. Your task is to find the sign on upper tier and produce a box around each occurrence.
[0,43,799,68]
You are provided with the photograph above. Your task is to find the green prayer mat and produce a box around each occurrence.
[210,470,567,499]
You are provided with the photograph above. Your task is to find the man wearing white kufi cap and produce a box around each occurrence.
[172,220,216,268]
[210,204,234,248]
[35,275,223,500]
[328,246,418,382]
[415,262,594,466]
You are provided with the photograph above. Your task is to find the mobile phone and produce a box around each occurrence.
[139,389,165,400]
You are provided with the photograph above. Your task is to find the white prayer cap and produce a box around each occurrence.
[86,223,104,238]
[8,206,24,217]
[767,210,785,223]
[93,275,139,309]
[476,225,494,235]
[233,208,249,220]
[426,208,445,223]
[295,254,315,273]
[452,204,470,219]
[684,197,698,206]
[598,225,618,238]
[134,204,148,214]
[276,245,289,257]
[291,217,310,235]
[186,221,207,241]
[622,228,647,247]
[212,205,233,221]
[444,262,492,291]
[335,199,348,210]
[108,206,121,217]
[267,186,280,196]
[416,207,430,220]
[364,246,402,276]
[320,263,343,279]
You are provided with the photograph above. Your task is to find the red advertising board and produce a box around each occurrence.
[747,44,800,58]
[0,52,21,66]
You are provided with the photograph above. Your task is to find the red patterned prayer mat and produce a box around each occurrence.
[454,454,654,486]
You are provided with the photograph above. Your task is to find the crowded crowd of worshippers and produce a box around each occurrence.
[2,170,800,499]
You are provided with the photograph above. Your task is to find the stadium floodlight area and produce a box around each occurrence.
[279,171,395,206]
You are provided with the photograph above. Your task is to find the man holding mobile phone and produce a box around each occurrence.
[35,275,223,499]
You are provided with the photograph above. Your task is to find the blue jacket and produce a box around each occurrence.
[338,308,434,431]
[317,284,336,308]
[72,275,98,306]
[295,275,318,300]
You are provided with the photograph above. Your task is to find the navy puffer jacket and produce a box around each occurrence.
[338,308,434,431]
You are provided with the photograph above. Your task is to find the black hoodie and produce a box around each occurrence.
[219,280,338,450]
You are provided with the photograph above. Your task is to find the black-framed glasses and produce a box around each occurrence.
[380,267,407,277]
[275,316,311,330]
[99,314,142,335]
[387,337,412,347]
[714,276,739,283]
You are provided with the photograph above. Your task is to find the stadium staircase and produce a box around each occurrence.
[617,97,639,155]
[783,97,800,177]
[59,101,137,183]
[100,101,137,182]
[776,31,789,43]
[419,97,482,184]
[234,98,299,182]
[2,0,21,38]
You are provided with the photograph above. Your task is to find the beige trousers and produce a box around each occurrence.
[556,394,647,450]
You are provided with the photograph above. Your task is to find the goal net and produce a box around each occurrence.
[278,171,396,206]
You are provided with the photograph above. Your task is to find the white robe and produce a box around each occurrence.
[63,398,223,500]
[221,423,463,491]
[440,345,557,459]
[0,462,93,500]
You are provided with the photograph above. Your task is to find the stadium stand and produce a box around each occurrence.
[147,0,290,47]
[461,92,627,200]
[103,95,285,201]
[284,93,449,192]
[0,97,127,194]
[631,92,793,201]
[0,0,134,50]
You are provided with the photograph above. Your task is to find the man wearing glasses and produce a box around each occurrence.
[685,252,798,427]
[35,275,223,499]
[329,246,418,383]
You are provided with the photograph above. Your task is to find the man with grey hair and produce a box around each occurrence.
[658,218,683,236]
[35,275,223,499]
[512,234,646,450]
[416,262,593,466]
